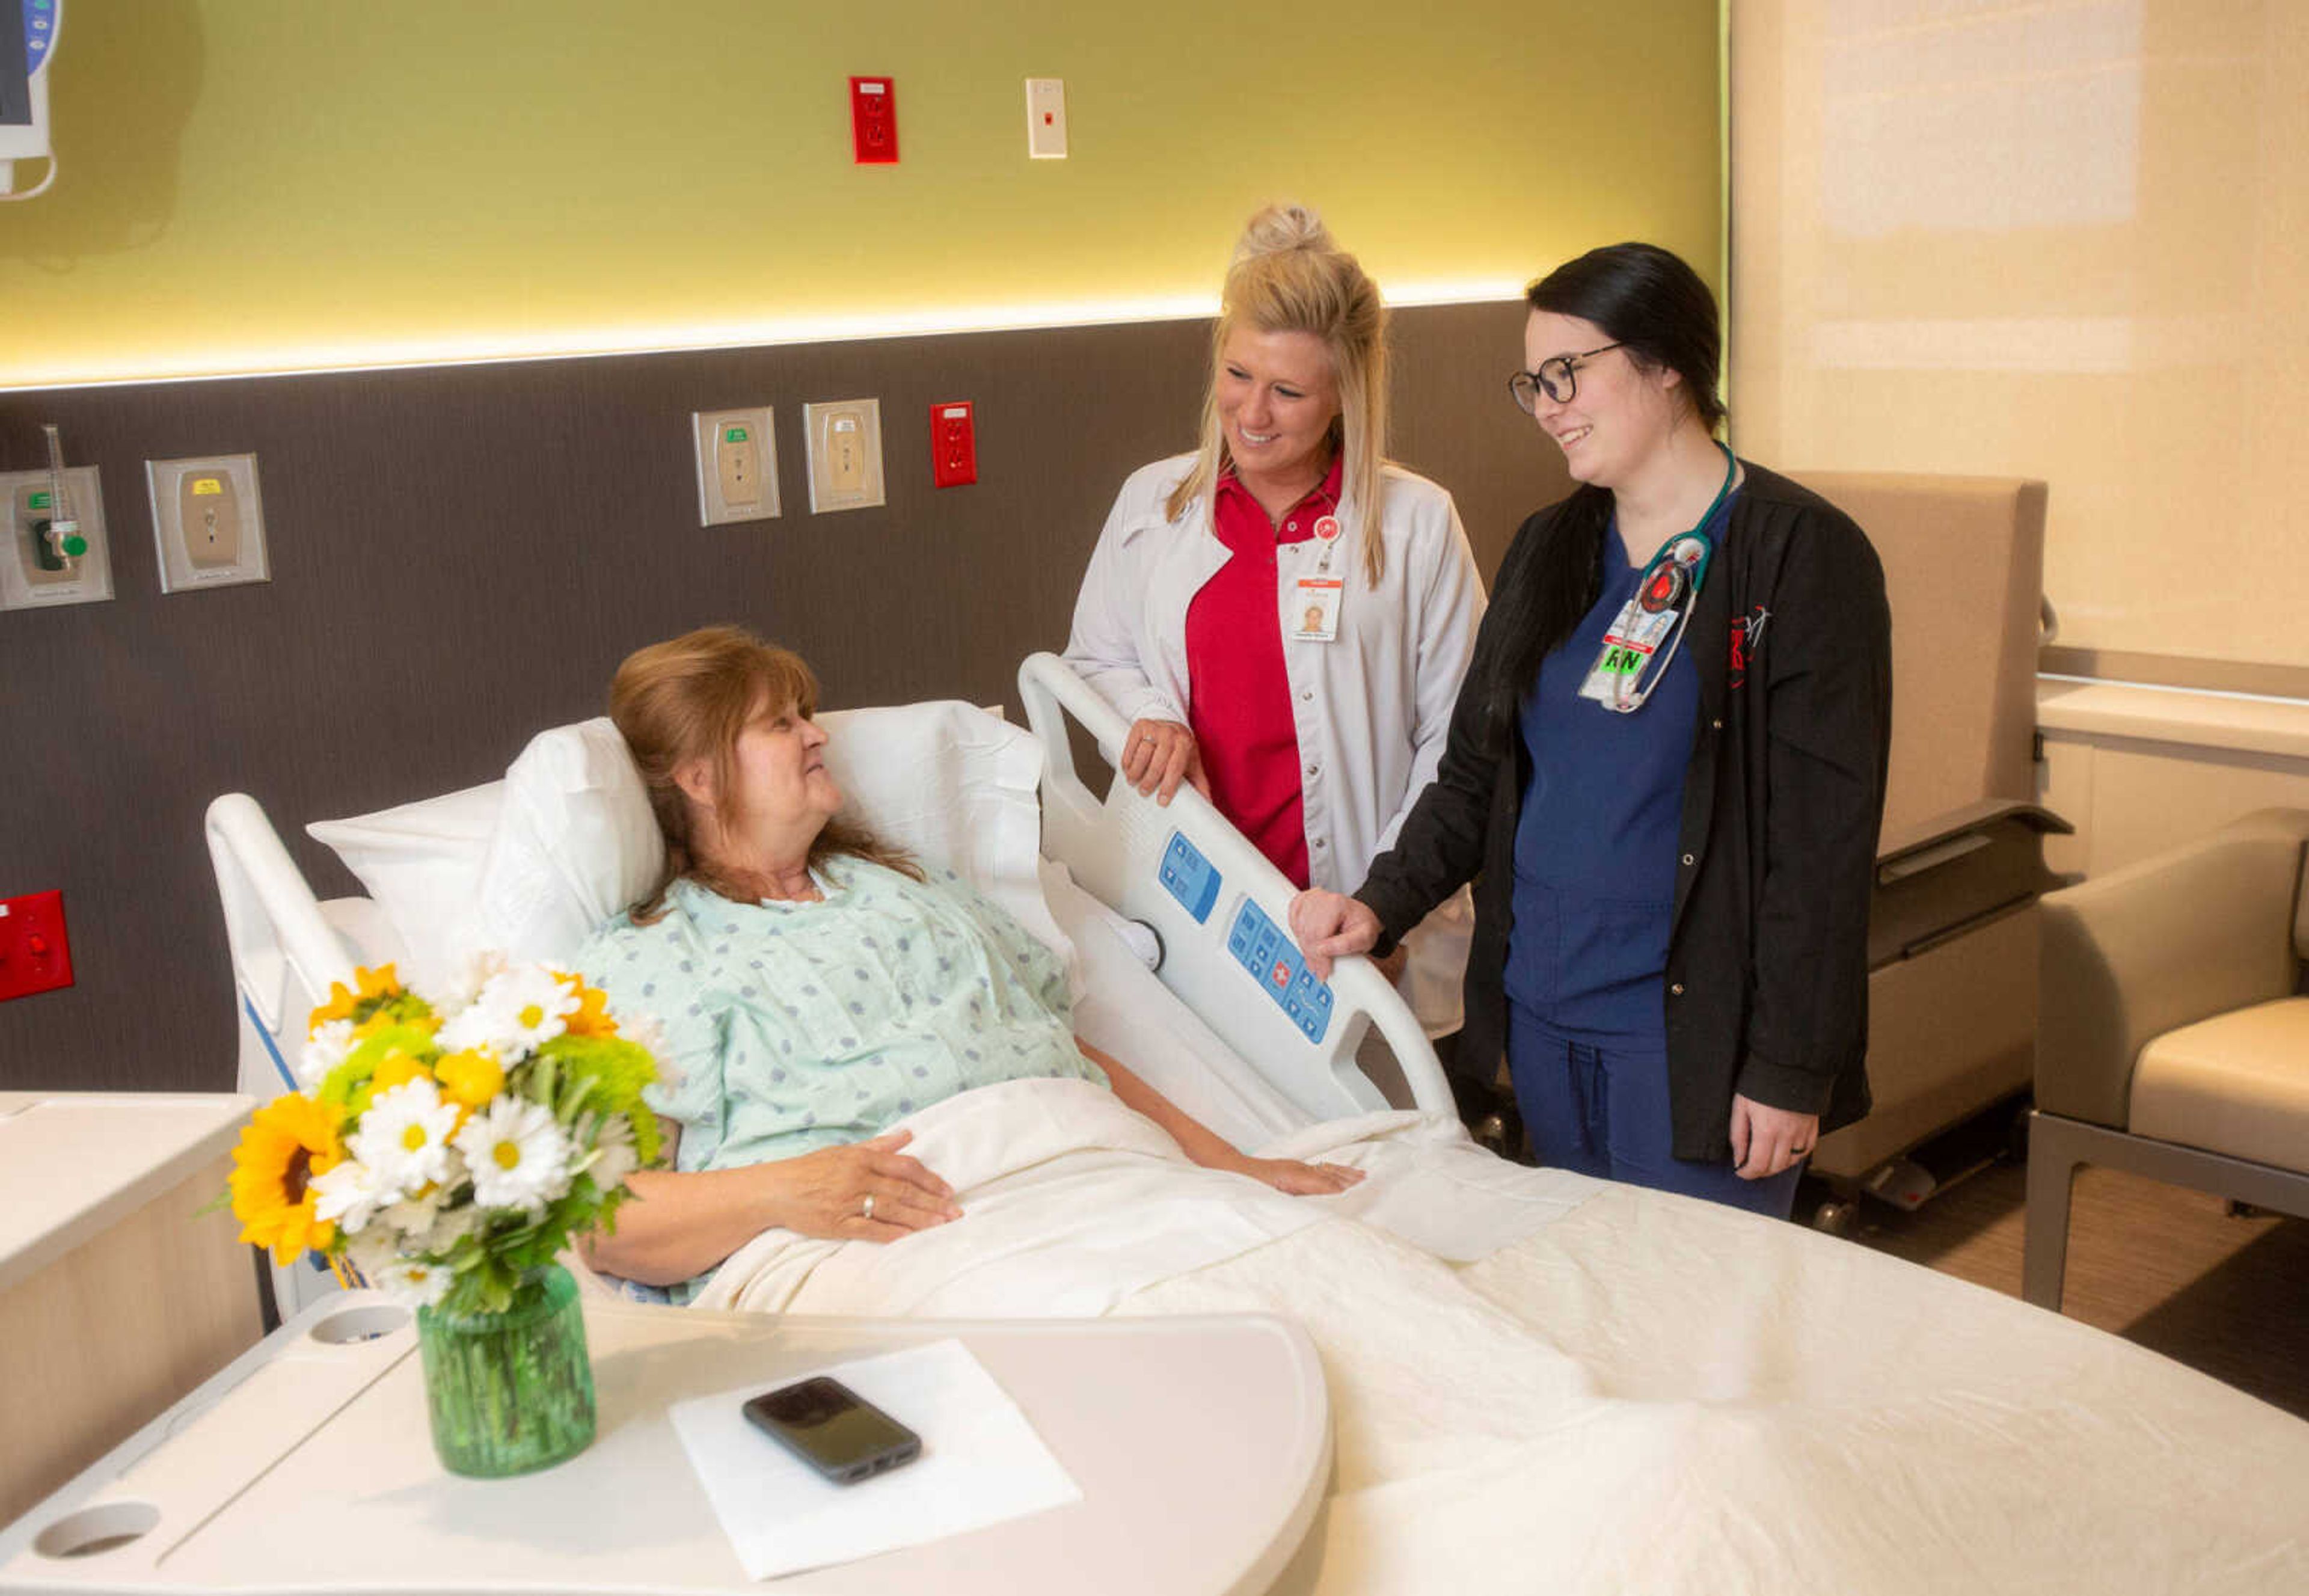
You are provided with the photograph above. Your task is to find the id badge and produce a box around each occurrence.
[1577,598,1661,703]
[1293,575,1343,642]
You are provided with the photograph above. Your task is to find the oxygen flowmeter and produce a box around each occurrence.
[1,0,62,201]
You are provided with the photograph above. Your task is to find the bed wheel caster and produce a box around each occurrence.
[1811,1198,1858,1236]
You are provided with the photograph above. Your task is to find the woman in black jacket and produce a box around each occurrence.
[1290,244,1890,1217]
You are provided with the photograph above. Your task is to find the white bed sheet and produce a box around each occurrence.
[690,1075,2309,1595]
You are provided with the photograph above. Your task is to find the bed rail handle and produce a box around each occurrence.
[1017,652,1452,1120]
[204,793,358,1034]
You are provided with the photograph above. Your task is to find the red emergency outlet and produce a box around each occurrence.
[850,76,898,164]
[931,400,978,488]
[0,889,75,1002]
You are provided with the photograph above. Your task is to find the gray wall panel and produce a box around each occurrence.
[0,301,1562,1089]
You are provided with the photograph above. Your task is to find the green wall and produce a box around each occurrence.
[0,1,1722,388]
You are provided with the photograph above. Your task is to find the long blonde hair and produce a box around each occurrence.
[608,626,918,922]
[1166,203,1391,584]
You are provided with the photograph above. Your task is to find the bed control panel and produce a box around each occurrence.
[1225,900,1334,1045]
[1158,830,1222,923]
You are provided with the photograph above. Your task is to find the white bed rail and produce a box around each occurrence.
[1018,652,1451,1122]
[205,792,363,1315]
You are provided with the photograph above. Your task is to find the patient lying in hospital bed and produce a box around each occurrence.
[572,627,1362,1301]
[224,639,2309,1595]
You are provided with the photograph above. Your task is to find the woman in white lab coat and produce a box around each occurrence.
[1062,204,1483,1038]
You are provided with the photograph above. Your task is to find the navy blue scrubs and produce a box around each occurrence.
[1504,502,1803,1217]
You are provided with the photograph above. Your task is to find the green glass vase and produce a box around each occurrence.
[415,1263,596,1478]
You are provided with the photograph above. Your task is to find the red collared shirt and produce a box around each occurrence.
[1183,455,1343,888]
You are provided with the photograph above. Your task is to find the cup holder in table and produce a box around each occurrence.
[308,1302,411,1345]
[34,1501,160,1560]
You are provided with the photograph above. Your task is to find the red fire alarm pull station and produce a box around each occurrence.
[0,889,75,1002]
[931,401,978,488]
[850,77,898,164]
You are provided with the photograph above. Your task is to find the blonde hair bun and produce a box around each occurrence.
[1233,202,1334,264]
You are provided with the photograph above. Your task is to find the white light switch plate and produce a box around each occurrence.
[694,407,780,525]
[0,466,113,612]
[802,399,886,514]
[148,453,269,593]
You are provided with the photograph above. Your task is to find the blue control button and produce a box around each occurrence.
[1157,831,1222,924]
[1225,898,1332,1045]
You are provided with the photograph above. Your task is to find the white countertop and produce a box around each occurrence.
[0,1095,254,1293]
[2037,675,2309,761]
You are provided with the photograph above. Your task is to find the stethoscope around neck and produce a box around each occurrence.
[1601,441,1736,714]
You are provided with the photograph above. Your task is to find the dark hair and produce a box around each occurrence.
[609,625,918,922]
[1527,241,1724,433]
[1488,244,1727,723]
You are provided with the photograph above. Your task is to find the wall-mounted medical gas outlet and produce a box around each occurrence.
[931,401,978,488]
[803,399,886,513]
[693,407,780,526]
[1025,78,1067,159]
[0,466,112,611]
[148,453,269,593]
[0,890,73,1002]
[850,77,897,164]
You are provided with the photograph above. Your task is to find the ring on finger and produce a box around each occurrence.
[860,1192,875,1220]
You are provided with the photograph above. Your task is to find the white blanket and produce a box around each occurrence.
[695,1079,2309,1594]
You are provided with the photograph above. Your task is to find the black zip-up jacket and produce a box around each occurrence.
[1356,463,1891,1161]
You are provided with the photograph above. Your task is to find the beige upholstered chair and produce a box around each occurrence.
[1791,473,2067,1211]
[2025,808,2309,1309]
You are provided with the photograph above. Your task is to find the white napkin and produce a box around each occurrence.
[667,1339,1081,1580]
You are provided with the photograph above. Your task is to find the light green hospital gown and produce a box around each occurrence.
[577,857,1107,1180]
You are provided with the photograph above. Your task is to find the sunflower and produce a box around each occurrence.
[310,964,405,1028]
[230,1094,348,1263]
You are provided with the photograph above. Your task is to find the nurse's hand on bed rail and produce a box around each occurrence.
[1120,717,1210,806]
[1287,888,1383,980]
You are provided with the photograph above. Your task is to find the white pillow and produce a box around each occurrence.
[471,716,666,968]
[305,781,502,992]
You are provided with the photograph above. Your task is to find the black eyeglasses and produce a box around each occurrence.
[1507,343,1625,414]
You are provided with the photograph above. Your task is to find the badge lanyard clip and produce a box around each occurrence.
[1580,444,1735,714]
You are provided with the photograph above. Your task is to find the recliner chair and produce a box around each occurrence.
[2025,807,2309,1309]
[1791,473,2068,1217]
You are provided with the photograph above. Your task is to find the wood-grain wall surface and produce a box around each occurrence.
[0,302,1565,1090]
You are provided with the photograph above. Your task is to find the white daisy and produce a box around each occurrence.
[453,1096,571,1215]
[478,965,580,1056]
[350,1078,462,1195]
[432,948,511,1015]
[298,1018,357,1087]
[375,1254,453,1310]
[310,1156,393,1236]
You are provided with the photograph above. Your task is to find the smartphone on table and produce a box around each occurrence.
[742,1377,922,1484]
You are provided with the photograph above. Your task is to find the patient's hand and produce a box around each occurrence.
[1289,889,1382,980]
[1228,1155,1366,1197]
[775,1131,965,1241]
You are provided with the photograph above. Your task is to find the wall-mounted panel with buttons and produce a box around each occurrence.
[693,407,779,526]
[148,453,269,593]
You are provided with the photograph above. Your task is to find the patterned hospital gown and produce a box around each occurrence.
[576,857,1107,1180]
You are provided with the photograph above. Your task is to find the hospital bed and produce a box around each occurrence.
[131,661,2309,1591]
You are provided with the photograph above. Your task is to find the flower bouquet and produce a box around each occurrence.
[226,957,663,1476]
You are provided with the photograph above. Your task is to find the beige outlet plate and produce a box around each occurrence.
[148,453,269,593]
[0,466,114,612]
[693,407,780,526]
[802,399,886,514]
